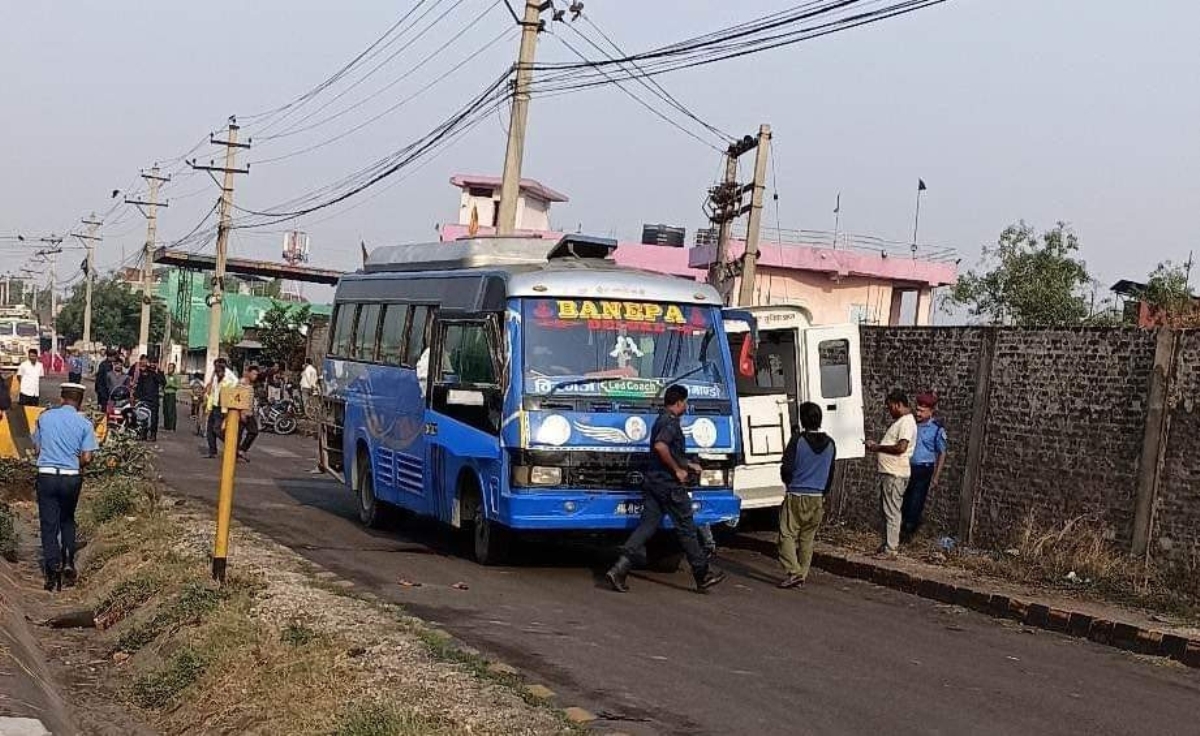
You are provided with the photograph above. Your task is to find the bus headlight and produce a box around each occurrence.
[513,466,563,486]
[698,469,727,487]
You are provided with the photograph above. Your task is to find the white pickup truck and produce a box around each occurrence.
[724,306,865,511]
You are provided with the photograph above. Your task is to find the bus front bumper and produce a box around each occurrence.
[500,489,741,531]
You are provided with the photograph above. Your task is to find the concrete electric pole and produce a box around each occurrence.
[706,149,741,304]
[34,237,64,357]
[127,167,171,358]
[71,214,103,349]
[736,124,772,307]
[190,118,250,379]
[496,1,549,236]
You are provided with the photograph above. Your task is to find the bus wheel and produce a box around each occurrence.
[462,486,508,566]
[356,456,385,529]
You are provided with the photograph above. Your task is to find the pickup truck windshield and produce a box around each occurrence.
[522,298,725,399]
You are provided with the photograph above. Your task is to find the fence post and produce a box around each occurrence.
[1131,328,1177,558]
[957,328,997,545]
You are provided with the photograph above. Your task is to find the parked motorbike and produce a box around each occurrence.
[256,396,298,436]
[106,386,152,440]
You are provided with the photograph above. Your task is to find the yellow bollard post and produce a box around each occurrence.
[212,384,253,583]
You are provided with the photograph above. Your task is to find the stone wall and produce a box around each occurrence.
[833,327,1183,557]
[1153,331,1200,563]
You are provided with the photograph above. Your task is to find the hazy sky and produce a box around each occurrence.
[3,1,1198,304]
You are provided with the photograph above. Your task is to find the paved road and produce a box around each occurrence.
[144,422,1199,735]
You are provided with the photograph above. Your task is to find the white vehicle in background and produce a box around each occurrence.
[0,305,39,368]
[723,305,865,512]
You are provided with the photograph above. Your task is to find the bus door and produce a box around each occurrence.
[801,325,865,459]
[425,318,504,526]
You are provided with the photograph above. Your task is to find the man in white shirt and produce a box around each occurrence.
[204,358,239,458]
[17,349,45,407]
[299,358,319,411]
[866,390,917,558]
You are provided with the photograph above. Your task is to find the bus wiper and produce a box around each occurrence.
[547,375,634,396]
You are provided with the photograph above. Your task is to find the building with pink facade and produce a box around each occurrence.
[442,175,957,325]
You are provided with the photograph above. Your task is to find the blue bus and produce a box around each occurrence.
[319,234,748,564]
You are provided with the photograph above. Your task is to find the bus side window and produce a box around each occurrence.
[353,304,382,362]
[406,306,431,368]
[379,304,410,365]
[331,304,357,357]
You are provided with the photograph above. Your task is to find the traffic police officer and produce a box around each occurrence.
[32,382,99,591]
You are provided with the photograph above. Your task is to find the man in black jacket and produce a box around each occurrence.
[134,356,165,441]
[95,350,116,408]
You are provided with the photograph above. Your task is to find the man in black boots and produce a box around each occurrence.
[31,383,98,591]
[606,385,726,594]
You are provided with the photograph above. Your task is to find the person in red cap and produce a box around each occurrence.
[901,392,947,543]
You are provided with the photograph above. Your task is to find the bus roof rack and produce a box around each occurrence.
[363,234,618,274]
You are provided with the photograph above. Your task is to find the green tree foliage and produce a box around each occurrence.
[1137,261,1198,326]
[257,303,312,370]
[55,277,165,349]
[946,221,1097,326]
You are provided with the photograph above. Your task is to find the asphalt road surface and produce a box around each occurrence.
[141,419,1199,735]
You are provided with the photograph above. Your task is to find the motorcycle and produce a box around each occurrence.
[106,386,153,440]
[256,395,298,436]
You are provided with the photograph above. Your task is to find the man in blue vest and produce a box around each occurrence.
[777,402,837,589]
[32,382,99,591]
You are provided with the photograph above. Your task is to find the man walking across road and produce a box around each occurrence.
[17,349,44,407]
[866,390,917,559]
[204,358,238,458]
[236,364,261,462]
[606,385,726,594]
[135,356,165,441]
[901,392,948,544]
[777,402,837,589]
[299,358,318,413]
[32,383,99,591]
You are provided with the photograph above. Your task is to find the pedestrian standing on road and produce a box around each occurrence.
[17,349,44,407]
[237,364,261,462]
[204,358,239,458]
[95,350,116,408]
[605,385,726,594]
[162,363,181,432]
[299,358,318,412]
[901,392,948,544]
[866,390,917,559]
[32,383,99,591]
[67,349,84,384]
[777,402,837,589]
[135,357,165,441]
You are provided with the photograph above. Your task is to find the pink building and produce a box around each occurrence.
[442,175,957,326]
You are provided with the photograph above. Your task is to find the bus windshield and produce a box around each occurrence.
[14,321,38,338]
[522,298,726,399]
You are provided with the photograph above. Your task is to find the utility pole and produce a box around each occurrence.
[127,167,170,358]
[737,124,772,307]
[35,236,64,357]
[704,128,770,306]
[497,1,550,235]
[190,117,250,379]
[72,214,103,350]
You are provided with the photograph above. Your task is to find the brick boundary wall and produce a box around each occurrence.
[830,326,1199,567]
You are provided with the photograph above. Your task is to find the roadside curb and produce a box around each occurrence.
[732,535,1200,668]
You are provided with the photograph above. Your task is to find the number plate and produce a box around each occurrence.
[616,502,644,515]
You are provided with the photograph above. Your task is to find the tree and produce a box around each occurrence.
[945,221,1098,326]
[1138,260,1198,326]
[257,302,312,370]
[54,276,165,349]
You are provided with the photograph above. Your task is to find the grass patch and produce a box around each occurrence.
[281,620,319,647]
[86,478,139,526]
[333,703,453,736]
[119,582,224,653]
[96,574,160,624]
[0,502,17,563]
[131,647,207,709]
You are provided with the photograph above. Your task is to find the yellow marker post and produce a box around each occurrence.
[212,384,253,583]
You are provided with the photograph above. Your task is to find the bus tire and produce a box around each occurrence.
[355,453,385,529]
[461,483,508,566]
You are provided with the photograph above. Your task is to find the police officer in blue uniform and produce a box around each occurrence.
[606,384,726,593]
[32,382,99,591]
